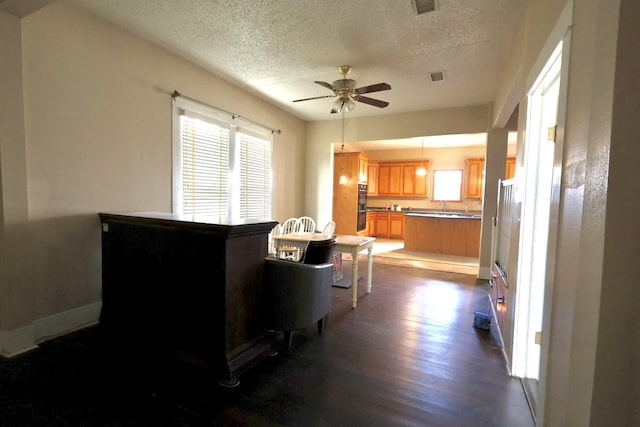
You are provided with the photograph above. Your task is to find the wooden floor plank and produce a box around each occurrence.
[0,262,533,426]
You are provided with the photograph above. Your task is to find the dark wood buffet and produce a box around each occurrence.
[98,212,277,386]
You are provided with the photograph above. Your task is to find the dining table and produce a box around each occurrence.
[272,232,375,308]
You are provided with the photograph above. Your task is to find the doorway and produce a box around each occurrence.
[512,41,564,417]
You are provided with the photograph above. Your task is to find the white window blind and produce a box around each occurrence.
[238,132,272,220]
[173,97,273,221]
[179,115,229,217]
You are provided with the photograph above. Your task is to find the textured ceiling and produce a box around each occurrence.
[4,0,526,149]
[65,0,526,124]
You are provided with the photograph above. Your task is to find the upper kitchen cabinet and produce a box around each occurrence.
[506,157,516,179]
[401,162,430,197]
[375,161,431,197]
[465,156,518,199]
[368,162,378,195]
[334,152,368,186]
[358,154,368,184]
[377,163,402,196]
[465,158,485,199]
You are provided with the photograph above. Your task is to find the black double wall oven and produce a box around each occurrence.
[357,184,367,232]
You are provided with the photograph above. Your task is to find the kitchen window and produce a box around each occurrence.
[172,96,273,221]
[432,169,463,201]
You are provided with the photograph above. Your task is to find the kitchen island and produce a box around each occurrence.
[404,212,481,257]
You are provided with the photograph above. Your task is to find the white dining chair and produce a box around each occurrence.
[280,218,302,234]
[298,216,317,233]
[321,220,342,282]
[322,220,336,236]
[268,224,282,256]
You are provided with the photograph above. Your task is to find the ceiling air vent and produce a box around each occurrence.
[429,71,445,82]
[414,0,437,15]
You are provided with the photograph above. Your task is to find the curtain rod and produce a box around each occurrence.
[172,90,282,135]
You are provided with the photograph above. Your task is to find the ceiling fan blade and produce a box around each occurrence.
[355,82,391,95]
[356,95,389,108]
[314,81,335,91]
[293,95,335,103]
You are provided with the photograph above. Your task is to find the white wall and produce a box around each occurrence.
[0,1,306,353]
[493,0,640,425]
[592,1,640,424]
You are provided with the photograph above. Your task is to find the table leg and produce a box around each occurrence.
[351,248,358,309]
[366,244,373,293]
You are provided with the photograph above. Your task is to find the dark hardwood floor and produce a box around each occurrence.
[0,263,533,426]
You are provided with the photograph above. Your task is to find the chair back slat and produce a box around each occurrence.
[298,216,316,233]
[281,218,302,234]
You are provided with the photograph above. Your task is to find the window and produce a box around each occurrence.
[238,132,272,220]
[173,97,273,221]
[432,170,463,201]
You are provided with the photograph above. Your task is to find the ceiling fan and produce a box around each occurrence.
[293,65,391,114]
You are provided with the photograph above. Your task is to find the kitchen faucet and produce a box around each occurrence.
[441,201,447,212]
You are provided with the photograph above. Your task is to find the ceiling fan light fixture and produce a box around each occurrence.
[333,96,356,113]
[345,97,356,112]
[332,98,344,113]
[294,65,390,114]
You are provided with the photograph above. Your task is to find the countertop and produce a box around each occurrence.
[367,208,482,219]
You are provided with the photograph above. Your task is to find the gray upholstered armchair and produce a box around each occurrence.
[263,237,336,349]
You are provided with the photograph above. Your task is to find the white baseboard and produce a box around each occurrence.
[478,266,491,280]
[0,302,102,358]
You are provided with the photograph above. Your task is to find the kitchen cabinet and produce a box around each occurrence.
[389,213,405,238]
[372,211,404,239]
[333,152,369,235]
[358,155,368,184]
[374,212,389,237]
[466,157,517,199]
[367,162,378,195]
[506,157,516,179]
[465,158,485,199]
[377,163,402,196]
[401,163,429,196]
[376,161,431,197]
[366,211,375,236]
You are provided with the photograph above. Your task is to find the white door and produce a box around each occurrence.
[512,39,567,417]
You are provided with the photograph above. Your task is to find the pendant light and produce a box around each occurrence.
[339,111,347,184]
[416,137,427,176]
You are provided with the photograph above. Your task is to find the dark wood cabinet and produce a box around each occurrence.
[98,212,277,386]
